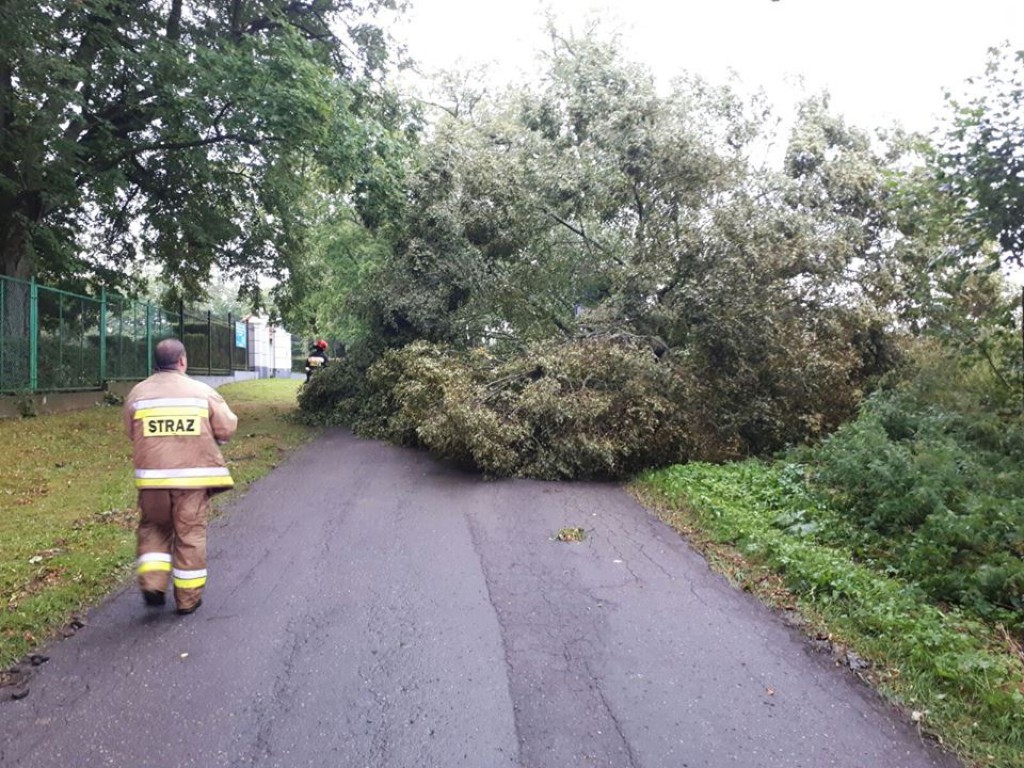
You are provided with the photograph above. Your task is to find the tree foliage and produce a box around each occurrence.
[802,341,1024,622]
[938,43,1024,268]
[322,30,917,462]
[878,45,1024,406]
[0,0,406,304]
[280,25,1023,481]
[300,337,708,479]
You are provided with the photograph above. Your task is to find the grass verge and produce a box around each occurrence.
[0,378,316,672]
[632,460,1024,768]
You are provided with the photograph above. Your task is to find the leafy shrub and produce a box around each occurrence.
[297,321,882,478]
[296,355,372,427]
[803,367,1024,623]
[15,390,37,418]
[338,337,707,479]
[811,412,975,534]
[361,340,477,451]
[907,496,1024,616]
[680,307,881,457]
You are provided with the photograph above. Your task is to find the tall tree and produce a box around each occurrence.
[894,44,1024,407]
[0,0,404,300]
[348,28,920,452]
[938,43,1024,268]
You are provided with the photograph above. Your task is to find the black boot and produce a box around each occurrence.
[176,599,202,616]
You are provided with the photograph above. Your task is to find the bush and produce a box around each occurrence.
[296,355,371,427]
[323,337,706,479]
[477,339,698,479]
[296,324,883,479]
[811,412,975,534]
[803,365,1024,623]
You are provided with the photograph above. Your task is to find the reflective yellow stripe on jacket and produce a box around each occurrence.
[134,467,234,489]
[132,396,209,412]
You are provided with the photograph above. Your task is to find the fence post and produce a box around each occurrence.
[99,286,107,384]
[0,278,5,390]
[227,312,233,371]
[146,303,153,373]
[29,277,38,391]
[207,309,213,375]
[178,300,184,342]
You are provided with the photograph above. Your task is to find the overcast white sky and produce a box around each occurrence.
[388,0,1024,134]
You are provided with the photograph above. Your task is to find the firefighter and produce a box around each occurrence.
[123,338,238,615]
[305,339,329,381]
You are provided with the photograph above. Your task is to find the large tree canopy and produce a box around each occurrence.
[0,0,406,302]
[319,29,928,455]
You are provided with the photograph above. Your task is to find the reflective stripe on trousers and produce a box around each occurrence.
[137,551,172,575]
[173,568,208,589]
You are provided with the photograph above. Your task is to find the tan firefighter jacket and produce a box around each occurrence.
[124,371,238,491]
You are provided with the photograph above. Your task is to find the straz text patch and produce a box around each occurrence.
[135,403,208,438]
[143,415,201,437]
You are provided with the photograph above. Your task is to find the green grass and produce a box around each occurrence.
[0,378,316,670]
[633,460,1024,768]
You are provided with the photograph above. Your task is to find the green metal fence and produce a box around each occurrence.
[1,275,249,394]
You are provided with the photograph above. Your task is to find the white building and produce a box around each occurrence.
[244,316,294,378]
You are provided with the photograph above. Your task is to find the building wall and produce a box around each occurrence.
[245,317,293,379]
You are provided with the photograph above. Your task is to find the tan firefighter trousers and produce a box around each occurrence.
[135,489,210,612]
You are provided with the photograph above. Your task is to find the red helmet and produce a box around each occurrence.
[316,340,328,350]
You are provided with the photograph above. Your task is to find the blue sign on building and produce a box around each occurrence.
[235,321,247,348]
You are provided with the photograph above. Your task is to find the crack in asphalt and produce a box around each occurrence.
[354,481,430,765]
[244,603,332,768]
[687,578,712,608]
[594,501,679,582]
[601,533,643,584]
[582,654,640,768]
[223,546,272,600]
[357,654,392,768]
[464,507,524,768]
[355,481,422,768]
[618,527,677,582]
[359,596,426,768]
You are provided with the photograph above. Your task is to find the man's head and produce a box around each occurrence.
[155,338,187,373]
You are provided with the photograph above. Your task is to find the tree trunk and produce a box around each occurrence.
[230,0,246,35]
[0,55,28,280]
[167,0,183,40]
[0,241,32,391]
[0,213,33,279]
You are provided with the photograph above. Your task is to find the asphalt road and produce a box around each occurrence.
[0,429,959,768]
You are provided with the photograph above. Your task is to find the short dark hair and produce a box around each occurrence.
[155,338,186,371]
